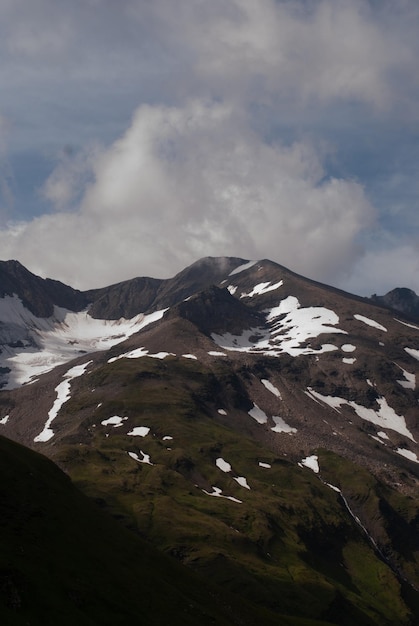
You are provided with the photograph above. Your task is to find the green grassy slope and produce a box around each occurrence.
[2,434,329,626]
[47,357,419,625]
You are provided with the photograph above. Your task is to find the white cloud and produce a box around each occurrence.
[342,243,419,296]
[0,100,375,289]
[41,144,101,211]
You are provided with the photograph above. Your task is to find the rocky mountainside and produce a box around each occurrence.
[370,288,419,322]
[1,257,419,625]
[0,259,88,317]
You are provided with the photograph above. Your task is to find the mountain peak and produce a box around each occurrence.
[0,258,88,318]
[370,286,419,320]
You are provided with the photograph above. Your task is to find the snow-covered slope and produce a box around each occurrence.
[0,294,166,388]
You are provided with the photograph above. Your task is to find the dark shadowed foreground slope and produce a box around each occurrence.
[0,434,314,626]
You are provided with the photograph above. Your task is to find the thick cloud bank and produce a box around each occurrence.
[0,0,418,293]
[0,101,374,288]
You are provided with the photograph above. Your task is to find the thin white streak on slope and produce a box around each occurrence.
[354,314,387,332]
[202,486,242,503]
[34,360,92,442]
[228,260,257,276]
[405,347,419,361]
[261,379,282,398]
[395,364,416,390]
[395,319,419,331]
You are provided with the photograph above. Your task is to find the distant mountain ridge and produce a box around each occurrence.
[370,287,419,321]
[0,256,247,318]
[3,257,417,321]
[1,256,419,624]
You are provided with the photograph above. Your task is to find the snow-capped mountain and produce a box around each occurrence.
[1,257,419,625]
[0,257,244,388]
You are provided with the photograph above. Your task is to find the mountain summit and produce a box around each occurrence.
[371,287,419,321]
[1,257,419,624]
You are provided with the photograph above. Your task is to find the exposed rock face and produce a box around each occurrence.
[0,260,89,317]
[168,285,264,335]
[87,276,163,319]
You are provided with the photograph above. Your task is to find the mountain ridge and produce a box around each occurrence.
[370,287,419,322]
[1,256,419,624]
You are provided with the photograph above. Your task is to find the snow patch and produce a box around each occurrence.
[266,295,299,317]
[101,415,128,427]
[227,285,238,295]
[128,451,153,465]
[217,409,227,415]
[34,360,92,442]
[202,486,242,503]
[396,448,419,463]
[258,462,271,468]
[151,351,175,359]
[343,358,356,364]
[300,455,319,473]
[354,314,387,332]
[370,435,386,445]
[306,387,415,442]
[127,426,150,437]
[234,476,250,489]
[271,415,297,434]
[208,351,227,357]
[326,483,341,493]
[228,260,257,276]
[108,347,148,362]
[396,365,416,390]
[241,280,283,298]
[261,379,282,398]
[212,295,345,358]
[395,319,419,330]
[341,344,356,353]
[405,347,419,361]
[305,388,342,412]
[0,414,9,425]
[108,348,175,363]
[216,458,232,473]
[248,404,268,424]
[182,354,197,360]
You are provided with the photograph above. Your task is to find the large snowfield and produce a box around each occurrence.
[0,294,166,388]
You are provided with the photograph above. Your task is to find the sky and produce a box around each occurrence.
[0,0,418,296]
